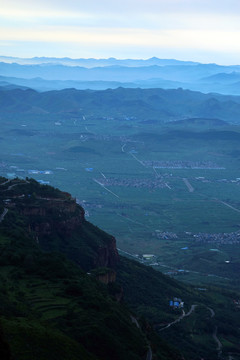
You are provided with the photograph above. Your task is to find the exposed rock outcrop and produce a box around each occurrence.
[96,269,117,284]
[94,236,119,269]
[18,197,119,272]
[19,198,85,237]
[1,178,119,274]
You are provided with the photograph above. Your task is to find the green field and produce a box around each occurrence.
[1,112,240,287]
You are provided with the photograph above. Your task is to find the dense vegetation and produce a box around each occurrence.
[0,178,147,360]
[0,178,240,359]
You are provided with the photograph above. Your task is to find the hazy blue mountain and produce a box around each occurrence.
[2,58,240,94]
[0,74,187,92]
[1,73,240,95]
[201,72,240,83]
[0,55,200,67]
[0,75,136,91]
[0,62,196,82]
[0,79,29,90]
[1,61,239,82]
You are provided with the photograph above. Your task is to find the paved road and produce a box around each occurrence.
[93,178,120,198]
[183,178,194,192]
[117,213,150,229]
[218,200,240,214]
[129,152,146,167]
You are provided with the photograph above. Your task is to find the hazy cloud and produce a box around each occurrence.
[0,0,239,63]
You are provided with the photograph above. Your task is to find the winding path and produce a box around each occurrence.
[158,305,223,358]
[0,179,30,192]
[121,143,126,153]
[0,179,11,186]
[207,307,215,318]
[146,346,152,360]
[0,208,8,223]
[130,315,152,360]
[206,307,223,358]
[213,326,222,358]
[158,305,197,332]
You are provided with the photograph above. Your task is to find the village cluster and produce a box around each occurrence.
[195,176,240,184]
[152,229,240,245]
[142,160,225,169]
[153,230,178,239]
[96,176,168,189]
[193,231,240,244]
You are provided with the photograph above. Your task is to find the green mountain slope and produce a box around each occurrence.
[1,87,240,123]
[0,177,182,360]
[0,177,239,360]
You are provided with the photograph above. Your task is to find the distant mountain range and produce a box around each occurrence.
[0,55,200,67]
[1,56,240,94]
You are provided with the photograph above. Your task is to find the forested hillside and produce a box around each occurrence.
[0,178,239,359]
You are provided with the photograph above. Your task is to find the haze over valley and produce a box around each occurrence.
[2,0,240,358]
[1,53,240,359]
[1,57,240,289]
[2,56,240,95]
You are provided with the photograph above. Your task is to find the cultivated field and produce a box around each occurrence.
[1,112,240,287]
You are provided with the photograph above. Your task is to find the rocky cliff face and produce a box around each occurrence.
[17,197,119,271]
[21,199,85,237]
[96,269,117,284]
[94,236,119,268]
[1,178,119,273]
[21,201,84,237]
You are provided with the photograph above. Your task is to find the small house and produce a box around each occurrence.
[169,297,184,309]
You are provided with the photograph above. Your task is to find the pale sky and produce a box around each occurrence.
[1,0,240,64]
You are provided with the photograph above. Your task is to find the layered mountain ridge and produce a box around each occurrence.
[1,56,240,94]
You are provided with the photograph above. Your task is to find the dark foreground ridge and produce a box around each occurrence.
[0,177,239,360]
